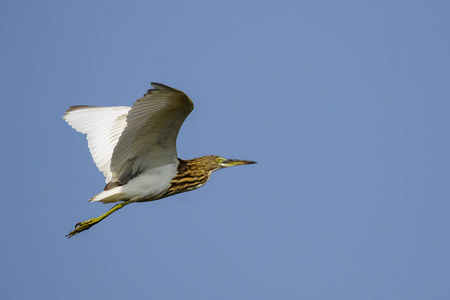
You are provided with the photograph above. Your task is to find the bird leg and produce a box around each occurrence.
[66,200,132,238]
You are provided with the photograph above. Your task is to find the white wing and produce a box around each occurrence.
[110,83,194,184]
[63,106,131,182]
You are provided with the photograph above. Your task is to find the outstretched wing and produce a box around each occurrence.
[110,83,194,184]
[63,106,131,183]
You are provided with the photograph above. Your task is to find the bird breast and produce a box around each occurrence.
[121,162,178,202]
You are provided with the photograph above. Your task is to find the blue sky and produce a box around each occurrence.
[2,1,450,299]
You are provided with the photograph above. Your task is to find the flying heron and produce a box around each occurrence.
[63,83,256,237]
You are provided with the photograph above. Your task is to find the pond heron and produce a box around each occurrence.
[63,83,256,238]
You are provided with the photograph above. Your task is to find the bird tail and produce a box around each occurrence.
[89,187,124,203]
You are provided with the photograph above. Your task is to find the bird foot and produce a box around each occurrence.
[66,218,98,238]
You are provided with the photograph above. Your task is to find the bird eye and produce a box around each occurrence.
[216,157,224,163]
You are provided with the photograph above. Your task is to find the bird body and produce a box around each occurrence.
[90,162,178,203]
[63,83,255,237]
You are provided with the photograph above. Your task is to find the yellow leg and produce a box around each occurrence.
[66,200,132,238]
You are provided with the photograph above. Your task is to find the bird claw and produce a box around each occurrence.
[66,219,97,238]
[66,201,130,238]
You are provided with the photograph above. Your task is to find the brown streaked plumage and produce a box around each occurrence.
[164,156,224,197]
[63,83,256,238]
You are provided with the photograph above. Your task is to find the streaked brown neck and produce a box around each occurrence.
[162,158,212,198]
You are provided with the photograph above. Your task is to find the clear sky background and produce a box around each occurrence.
[1,1,449,299]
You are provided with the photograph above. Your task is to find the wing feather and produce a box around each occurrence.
[110,83,194,184]
[63,106,131,182]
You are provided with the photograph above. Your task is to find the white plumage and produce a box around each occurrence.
[63,83,193,203]
[63,106,130,182]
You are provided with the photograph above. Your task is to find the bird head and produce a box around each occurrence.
[201,155,257,173]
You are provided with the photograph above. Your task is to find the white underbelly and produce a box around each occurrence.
[121,163,178,201]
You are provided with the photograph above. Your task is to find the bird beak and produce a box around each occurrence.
[222,159,257,167]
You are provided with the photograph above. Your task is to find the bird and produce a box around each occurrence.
[63,82,256,238]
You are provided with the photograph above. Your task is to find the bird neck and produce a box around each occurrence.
[162,158,212,198]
